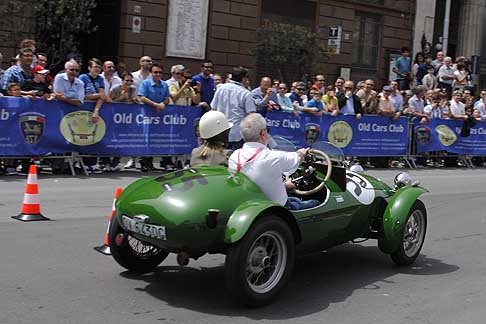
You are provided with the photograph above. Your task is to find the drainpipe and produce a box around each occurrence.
[442,0,451,56]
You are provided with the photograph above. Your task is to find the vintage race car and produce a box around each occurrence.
[108,141,428,307]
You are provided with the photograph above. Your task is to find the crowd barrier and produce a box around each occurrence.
[1,97,485,171]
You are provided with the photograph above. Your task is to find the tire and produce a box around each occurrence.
[224,215,295,307]
[108,217,168,273]
[390,200,427,266]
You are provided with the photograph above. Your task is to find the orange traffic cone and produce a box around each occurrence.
[12,165,50,222]
[94,187,123,255]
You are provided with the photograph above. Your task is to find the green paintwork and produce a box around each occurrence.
[380,186,429,253]
[114,164,426,257]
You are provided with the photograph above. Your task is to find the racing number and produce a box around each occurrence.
[155,170,208,192]
[346,174,367,196]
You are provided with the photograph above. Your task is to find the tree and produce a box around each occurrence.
[34,0,97,71]
[256,23,328,84]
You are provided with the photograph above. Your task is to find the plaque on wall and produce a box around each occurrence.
[166,0,209,59]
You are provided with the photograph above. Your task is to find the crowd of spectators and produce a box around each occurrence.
[1,40,485,175]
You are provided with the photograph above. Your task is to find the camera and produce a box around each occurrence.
[189,79,198,87]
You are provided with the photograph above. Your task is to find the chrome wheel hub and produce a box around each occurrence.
[403,210,425,258]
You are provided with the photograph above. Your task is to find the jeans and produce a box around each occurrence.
[286,197,321,210]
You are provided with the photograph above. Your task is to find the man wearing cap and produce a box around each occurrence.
[377,85,401,119]
[228,113,321,210]
[21,65,52,99]
[304,123,321,146]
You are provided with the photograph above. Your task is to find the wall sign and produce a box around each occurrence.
[166,0,209,59]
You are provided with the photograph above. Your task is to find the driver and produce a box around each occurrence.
[228,114,321,210]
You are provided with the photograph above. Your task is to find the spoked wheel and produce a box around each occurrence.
[225,216,295,307]
[391,200,427,266]
[109,217,168,273]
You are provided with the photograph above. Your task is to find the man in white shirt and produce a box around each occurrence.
[132,56,152,91]
[101,60,121,97]
[228,114,320,210]
[449,90,467,120]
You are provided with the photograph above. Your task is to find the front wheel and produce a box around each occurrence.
[224,215,295,307]
[108,217,168,273]
[390,200,427,266]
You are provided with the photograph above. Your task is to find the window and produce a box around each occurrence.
[352,12,381,68]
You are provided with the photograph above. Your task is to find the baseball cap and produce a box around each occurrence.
[383,85,392,91]
[32,65,49,74]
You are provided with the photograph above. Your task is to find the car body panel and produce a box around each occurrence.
[380,186,429,253]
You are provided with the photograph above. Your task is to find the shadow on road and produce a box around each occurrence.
[119,244,458,319]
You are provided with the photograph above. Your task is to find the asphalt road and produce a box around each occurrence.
[1,168,485,324]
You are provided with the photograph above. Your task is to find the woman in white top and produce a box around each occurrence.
[452,63,468,92]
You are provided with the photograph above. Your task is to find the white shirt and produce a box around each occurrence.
[228,142,301,206]
[101,73,121,96]
[449,99,465,115]
[210,81,256,142]
[132,70,150,91]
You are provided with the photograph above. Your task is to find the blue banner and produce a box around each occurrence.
[0,97,201,156]
[414,118,486,155]
[266,112,409,156]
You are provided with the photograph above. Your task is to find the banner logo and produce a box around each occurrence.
[59,111,106,146]
[435,125,457,146]
[328,121,352,148]
[19,113,45,144]
[304,123,320,146]
[414,125,431,145]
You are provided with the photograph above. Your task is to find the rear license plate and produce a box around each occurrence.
[122,216,166,240]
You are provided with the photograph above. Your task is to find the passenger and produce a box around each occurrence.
[190,111,232,167]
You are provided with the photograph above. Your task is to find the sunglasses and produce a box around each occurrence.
[344,87,353,90]
[202,66,213,69]
[106,66,115,69]
[296,88,305,91]
[124,79,133,82]
[152,71,163,74]
[316,79,325,82]
[69,68,79,72]
[174,72,184,75]
[279,87,287,90]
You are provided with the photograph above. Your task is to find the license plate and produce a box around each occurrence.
[122,216,166,240]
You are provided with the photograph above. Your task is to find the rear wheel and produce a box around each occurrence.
[390,200,427,266]
[108,217,168,273]
[224,215,295,307]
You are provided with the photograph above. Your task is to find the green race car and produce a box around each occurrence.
[109,141,428,306]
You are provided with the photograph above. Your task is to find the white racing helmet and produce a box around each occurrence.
[199,111,233,139]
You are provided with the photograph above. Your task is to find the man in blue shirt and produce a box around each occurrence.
[251,76,280,116]
[392,47,411,90]
[192,60,215,111]
[337,81,363,117]
[138,63,171,111]
[1,48,34,94]
[79,58,106,123]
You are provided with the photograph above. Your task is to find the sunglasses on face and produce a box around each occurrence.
[106,66,115,69]
[142,59,152,63]
[174,72,184,75]
[279,87,287,90]
[296,88,305,91]
[152,71,163,74]
[69,68,79,72]
[344,87,353,90]
[202,66,213,69]
[124,79,133,82]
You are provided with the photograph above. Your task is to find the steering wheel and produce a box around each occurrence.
[291,149,332,196]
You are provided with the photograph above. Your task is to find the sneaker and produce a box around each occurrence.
[111,165,122,172]
[124,158,135,169]
[103,165,112,172]
[89,165,104,174]
[166,163,175,171]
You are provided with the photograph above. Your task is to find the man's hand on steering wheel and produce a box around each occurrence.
[297,148,310,161]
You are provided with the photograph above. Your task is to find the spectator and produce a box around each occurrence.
[272,79,281,91]
[449,90,468,120]
[337,81,363,118]
[192,60,216,109]
[389,80,404,112]
[392,47,411,90]
[377,85,400,119]
[6,82,30,98]
[210,66,256,150]
[452,63,468,92]
[36,52,53,87]
[1,48,34,94]
[323,85,339,116]
[0,52,4,86]
[101,60,121,98]
[132,56,152,91]
[289,82,306,111]
[474,89,486,110]
[422,65,437,90]
[432,51,444,71]
[110,72,138,103]
[21,65,52,99]
[356,79,378,114]
[252,77,280,114]
[412,52,426,86]
[114,62,127,78]
[10,57,18,66]
[276,83,294,114]
[213,73,223,87]
[79,58,106,123]
[19,39,37,67]
[52,59,85,106]
[334,77,345,95]
[166,64,185,87]
[303,91,324,116]
[169,69,200,106]
[311,74,326,95]
[474,91,486,120]
[138,63,171,171]
[463,89,475,115]
[408,85,428,124]
[424,95,443,120]
[438,57,455,96]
